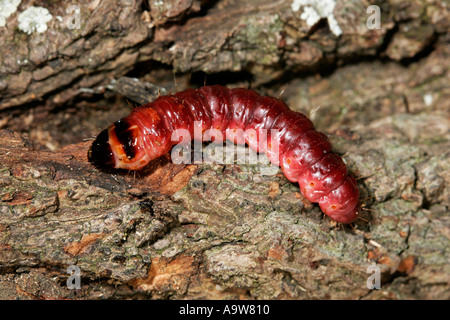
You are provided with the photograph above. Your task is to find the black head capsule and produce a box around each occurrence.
[88,128,116,170]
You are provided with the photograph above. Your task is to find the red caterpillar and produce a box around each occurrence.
[88,85,360,224]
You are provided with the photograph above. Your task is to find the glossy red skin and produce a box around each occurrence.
[94,85,360,224]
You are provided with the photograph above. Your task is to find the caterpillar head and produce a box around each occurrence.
[88,119,151,171]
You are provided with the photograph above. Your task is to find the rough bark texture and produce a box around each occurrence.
[0,0,449,300]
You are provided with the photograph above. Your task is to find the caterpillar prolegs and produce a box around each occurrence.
[88,85,360,224]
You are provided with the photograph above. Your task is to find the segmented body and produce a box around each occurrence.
[88,85,360,223]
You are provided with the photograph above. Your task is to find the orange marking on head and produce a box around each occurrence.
[108,125,136,165]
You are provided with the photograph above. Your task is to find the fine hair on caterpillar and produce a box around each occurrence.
[89,85,360,224]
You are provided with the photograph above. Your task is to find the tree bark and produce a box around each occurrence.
[1,0,448,110]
